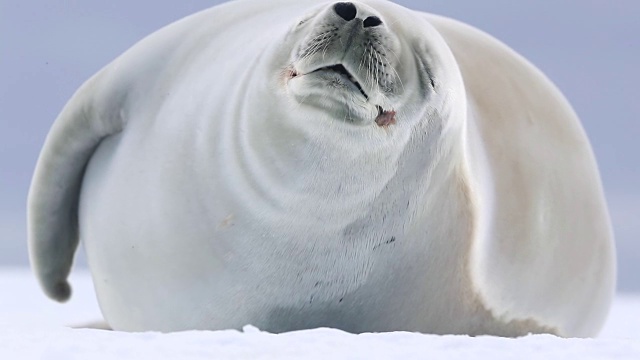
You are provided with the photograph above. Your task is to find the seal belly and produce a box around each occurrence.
[80,129,230,331]
[78,129,520,334]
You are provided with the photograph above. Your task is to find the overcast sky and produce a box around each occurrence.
[1,0,638,291]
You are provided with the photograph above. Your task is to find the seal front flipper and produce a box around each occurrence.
[26,4,235,304]
[425,14,615,336]
[27,70,125,302]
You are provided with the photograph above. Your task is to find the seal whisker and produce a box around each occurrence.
[384,46,402,63]
[379,48,404,93]
[373,48,384,89]
[321,34,334,60]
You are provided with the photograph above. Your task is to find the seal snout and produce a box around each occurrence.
[334,2,357,21]
[333,2,383,28]
[287,1,402,125]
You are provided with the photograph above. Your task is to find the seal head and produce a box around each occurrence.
[282,1,450,129]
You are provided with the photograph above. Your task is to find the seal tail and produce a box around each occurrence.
[28,73,122,302]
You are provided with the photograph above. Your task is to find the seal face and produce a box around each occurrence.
[286,2,405,124]
[28,0,615,338]
[283,1,446,130]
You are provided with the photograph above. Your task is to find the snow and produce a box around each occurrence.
[1,269,638,359]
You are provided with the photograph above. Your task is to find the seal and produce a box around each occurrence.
[28,0,615,337]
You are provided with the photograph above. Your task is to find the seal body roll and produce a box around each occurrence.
[28,0,615,337]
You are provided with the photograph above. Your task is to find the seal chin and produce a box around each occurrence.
[311,64,370,100]
[285,66,378,126]
[285,63,395,126]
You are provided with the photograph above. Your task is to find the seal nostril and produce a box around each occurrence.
[363,16,383,28]
[334,2,357,21]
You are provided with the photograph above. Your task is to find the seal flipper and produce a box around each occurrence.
[28,73,124,302]
[425,14,615,336]
[26,4,218,302]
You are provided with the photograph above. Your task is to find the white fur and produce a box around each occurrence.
[28,0,615,337]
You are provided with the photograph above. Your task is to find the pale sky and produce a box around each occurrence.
[1,0,638,290]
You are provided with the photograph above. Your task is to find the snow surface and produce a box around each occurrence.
[1,269,638,359]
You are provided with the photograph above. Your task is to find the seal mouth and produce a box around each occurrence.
[311,64,369,100]
[287,64,396,127]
